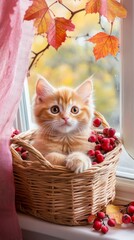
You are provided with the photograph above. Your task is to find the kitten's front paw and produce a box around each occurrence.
[65,152,92,174]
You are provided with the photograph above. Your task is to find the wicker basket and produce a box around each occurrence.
[10,111,122,226]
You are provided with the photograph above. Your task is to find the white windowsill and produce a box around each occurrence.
[19,213,134,240]
[18,176,134,240]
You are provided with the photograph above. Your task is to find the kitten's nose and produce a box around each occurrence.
[62,117,69,123]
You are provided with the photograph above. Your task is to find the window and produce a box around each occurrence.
[15,0,134,188]
[117,0,134,179]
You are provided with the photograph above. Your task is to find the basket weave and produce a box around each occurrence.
[10,111,122,226]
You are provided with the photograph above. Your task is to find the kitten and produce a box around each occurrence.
[32,76,95,173]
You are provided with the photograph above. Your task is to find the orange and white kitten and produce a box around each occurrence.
[32,76,95,173]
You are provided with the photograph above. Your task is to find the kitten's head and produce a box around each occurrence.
[34,76,94,135]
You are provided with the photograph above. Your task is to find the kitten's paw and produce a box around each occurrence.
[65,152,92,174]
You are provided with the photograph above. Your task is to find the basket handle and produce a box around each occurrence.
[10,137,54,169]
[94,111,110,128]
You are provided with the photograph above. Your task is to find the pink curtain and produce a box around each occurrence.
[0,0,33,239]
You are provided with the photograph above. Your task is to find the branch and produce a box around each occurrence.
[59,2,85,19]
[28,3,85,71]
[28,43,50,71]
[67,33,90,40]
[98,15,105,32]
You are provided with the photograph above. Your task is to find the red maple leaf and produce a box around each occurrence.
[47,17,75,49]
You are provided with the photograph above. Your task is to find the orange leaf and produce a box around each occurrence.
[88,32,119,60]
[86,0,127,22]
[47,17,75,49]
[86,0,101,14]
[87,214,96,224]
[106,204,123,225]
[24,0,52,34]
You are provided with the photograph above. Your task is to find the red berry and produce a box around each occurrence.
[97,212,105,219]
[95,150,101,156]
[107,145,114,152]
[129,201,134,206]
[110,137,115,145]
[11,133,15,138]
[101,143,110,152]
[98,134,103,142]
[107,218,116,227]
[93,118,102,127]
[95,144,101,150]
[108,128,116,137]
[101,225,109,234]
[103,128,109,136]
[127,205,134,214]
[21,151,28,160]
[96,154,104,163]
[131,215,134,223]
[15,147,22,152]
[13,129,20,135]
[92,161,98,165]
[88,135,97,143]
[88,150,95,157]
[122,214,131,224]
[93,220,102,231]
[101,138,110,145]
[21,147,27,153]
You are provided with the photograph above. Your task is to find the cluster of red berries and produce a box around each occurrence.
[11,129,20,138]
[11,129,28,160]
[88,201,134,234]
[88,211,116,234]
[87,118,117,165]
[121,202,134,224]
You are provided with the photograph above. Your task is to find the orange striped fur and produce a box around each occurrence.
[32,76,94,173]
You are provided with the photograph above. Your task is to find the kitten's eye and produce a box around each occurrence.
[71,106,79,114]
[50,105,60,114]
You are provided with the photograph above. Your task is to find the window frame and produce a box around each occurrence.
[120,0,134,160]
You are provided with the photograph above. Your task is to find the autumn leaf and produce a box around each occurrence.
[47,17,75,49]
[106,204,123,225]
[24,0,52,34]
[86,0,127,22]
[87,214,96,224]
[86,0,101,14]
[88,32,119,60]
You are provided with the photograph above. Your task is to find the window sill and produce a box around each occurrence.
[18,176,134,240]
[19,213,134,240]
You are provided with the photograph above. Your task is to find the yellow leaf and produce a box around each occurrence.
[106,204,123,225]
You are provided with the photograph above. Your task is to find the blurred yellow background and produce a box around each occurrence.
[28,0,120,128]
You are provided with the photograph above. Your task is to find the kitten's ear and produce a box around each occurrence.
[75,77,93,102]
[36,76,55,102]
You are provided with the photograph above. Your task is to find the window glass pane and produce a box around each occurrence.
[28,1,120,130]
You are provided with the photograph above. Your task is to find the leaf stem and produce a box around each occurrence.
[110,22,114,35]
